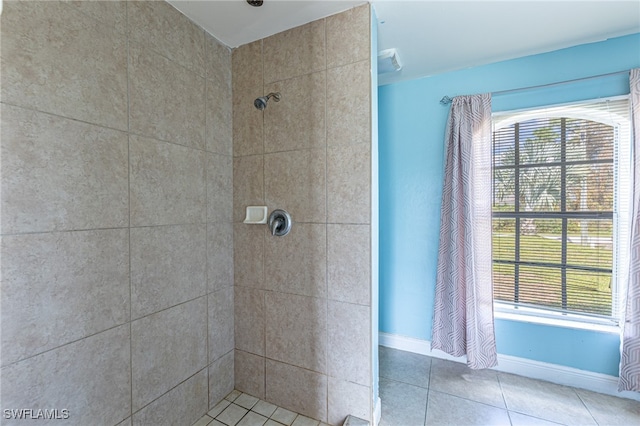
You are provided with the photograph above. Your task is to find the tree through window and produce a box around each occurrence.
[492,98,629,321]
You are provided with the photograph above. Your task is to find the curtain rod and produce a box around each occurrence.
[439,70,630,105]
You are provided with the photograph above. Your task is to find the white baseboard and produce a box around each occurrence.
[379,332,640,402]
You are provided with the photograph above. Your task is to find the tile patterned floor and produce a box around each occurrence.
[379,346,640,426]
[193,390,331,426]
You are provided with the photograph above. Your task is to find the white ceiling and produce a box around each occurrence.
[168,0,640,86]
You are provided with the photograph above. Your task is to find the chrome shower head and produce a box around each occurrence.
[254,92,281,110]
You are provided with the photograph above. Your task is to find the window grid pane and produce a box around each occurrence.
[492,114,614,318]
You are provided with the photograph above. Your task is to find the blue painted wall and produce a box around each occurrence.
[378,33,640,376]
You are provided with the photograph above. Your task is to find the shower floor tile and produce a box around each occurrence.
[194,392,331,426]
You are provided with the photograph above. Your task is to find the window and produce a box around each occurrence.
[491,97,630,324]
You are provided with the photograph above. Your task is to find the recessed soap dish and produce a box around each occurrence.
[243,206,268,224]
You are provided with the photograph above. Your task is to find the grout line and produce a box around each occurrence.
[125,2,134,421]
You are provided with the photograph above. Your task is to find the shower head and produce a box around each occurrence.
[254,92,281,110]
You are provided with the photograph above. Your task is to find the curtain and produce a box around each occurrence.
[619,68,640,392]
[432,94,497,369]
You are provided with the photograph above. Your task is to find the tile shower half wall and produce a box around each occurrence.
[232,5,374,425]
[1,2,233,425]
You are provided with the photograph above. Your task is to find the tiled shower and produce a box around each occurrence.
[0,1,374,425]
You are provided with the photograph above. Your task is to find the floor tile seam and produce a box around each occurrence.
[505,408,568,425]
[378,374,430,390]
[423,357,433,425]
[427,388,510,412]
[571,388,600,425]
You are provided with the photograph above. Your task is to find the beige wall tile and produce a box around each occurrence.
[327,143,371,224]
[328,378,371,425]
[129,46,206,149]
[209,350,235,408]
[207,78,233,155]
[129,135,206,227]
[130,224,207,320]
[265,292,327,374]
[233,40,263,93]
[265,148,326,223]
[209,287,235,363]
[264,223,327,298]
[264,20,325,84]
[327,224,371,306]
[264,72,326,153]
[1,105,128,234]
[326,5,370,68]
[133,369,208,426]
[206,33,232,86]
[233,155,264,223]
[233,86,265,156]
[235,350,265,400]
[1,229,129,366]
[234,287,265,356]
[128,0,205,76]
[63,0,127,35]
[0,325,131,426]
[326,60,370,146]
[0,1,127,130]
[131,297,208,411]
[208,223,234,293]
[208,153,233,223]
[233,224,264,290]
[266,359,327,422]
[327,301,371,386]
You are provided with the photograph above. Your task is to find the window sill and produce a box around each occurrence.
[494,304,620,334]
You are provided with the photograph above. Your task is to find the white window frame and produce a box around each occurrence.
[491,96,630,331]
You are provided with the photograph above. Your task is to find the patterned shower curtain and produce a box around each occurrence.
[619,68,640,392]
[431,94,497,370]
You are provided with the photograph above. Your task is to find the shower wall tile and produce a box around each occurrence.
[0,0,127,130]
[1,229,129,366]
[326,5,370,69]
[233,85,265,156]
[129,134,206,227]
[265,292,327,374]
[209,350,235,408]
[0,104,129,234]
[63,0,127,35]
[128,46,206,149]
[206,33,232,86]
[233,224,264,290]
[131,297,208,411]
[233,40,263,93]
[127,0,205,77]
[133,369,208,426]
[264,223,327,298]
[327,60,371,146]
[0,325,131,426]
[264,72,326,153]
[208,222,234,293]
[209,287,235,362]
[327,301,371,386]
[263,20,325,84]
[327,143,371,224]
[233,155,265,223]
[328,378,371,425]
[264,148,326,223]
[207,153,233,223]
[266,359,328,423]
[327,224,371,306]
[130,224,207,320]
[207,77,233,156]
[235,349,266,400]
[234,287,265,356]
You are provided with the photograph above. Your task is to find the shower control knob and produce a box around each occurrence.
[268,209,292,237]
